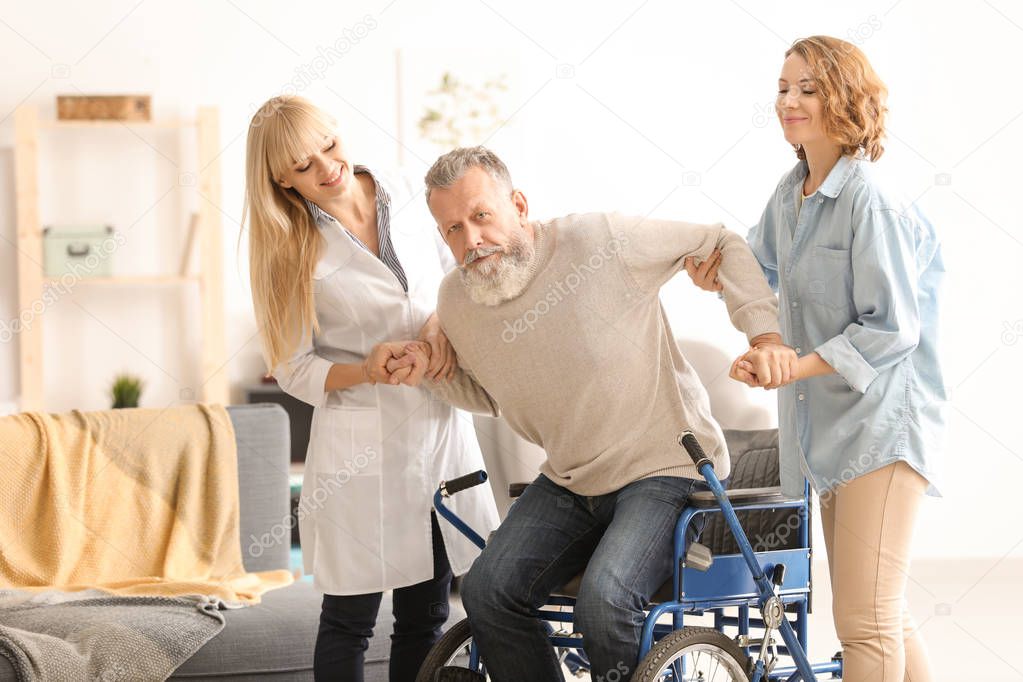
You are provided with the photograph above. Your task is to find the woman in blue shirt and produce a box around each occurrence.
[687,36,944,681]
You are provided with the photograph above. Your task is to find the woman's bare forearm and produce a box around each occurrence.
[796,352,835,380]
[324,362,369,392]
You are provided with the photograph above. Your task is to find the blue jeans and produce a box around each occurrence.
[459,473,701,682]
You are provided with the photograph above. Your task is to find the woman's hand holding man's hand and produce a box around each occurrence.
[729,336,800,390]
[364,341,432,387]
[364,312,460,388]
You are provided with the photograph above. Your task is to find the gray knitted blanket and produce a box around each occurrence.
[0,588,235,681]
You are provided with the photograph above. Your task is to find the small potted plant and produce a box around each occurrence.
[110,373,144,409]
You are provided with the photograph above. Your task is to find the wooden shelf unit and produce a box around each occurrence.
[13,106,229,411]
[38,118,197,130]
[41,275,200,286]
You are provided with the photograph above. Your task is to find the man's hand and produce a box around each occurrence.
[729,343,800,389]
[364,341,429,386]
[383,341,432,387]
[417,312,458,381]
[683,249,723,292]
[729,353,759,387]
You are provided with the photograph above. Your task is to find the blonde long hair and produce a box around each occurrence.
[244,95,336,372]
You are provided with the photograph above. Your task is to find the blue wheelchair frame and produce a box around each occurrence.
[433,431,843,681]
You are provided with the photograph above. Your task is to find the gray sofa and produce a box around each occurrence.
[1,403,459,681]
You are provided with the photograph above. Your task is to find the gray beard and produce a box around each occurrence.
[459,234,535,307]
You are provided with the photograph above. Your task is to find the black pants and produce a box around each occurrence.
[314,513,453,682]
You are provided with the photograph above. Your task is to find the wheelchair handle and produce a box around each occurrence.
[442,470,488,496]
[435,472,489,550]
[678,431,713,471]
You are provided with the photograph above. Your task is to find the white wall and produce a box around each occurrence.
[1,0,1021,560]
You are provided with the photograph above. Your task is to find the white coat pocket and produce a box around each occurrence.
[312,406,383,478]
[305,405,387,593]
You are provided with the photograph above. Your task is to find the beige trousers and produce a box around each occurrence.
[819,461,934,682]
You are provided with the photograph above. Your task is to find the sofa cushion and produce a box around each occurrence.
[168,580,467,680]
[169,580,320,679]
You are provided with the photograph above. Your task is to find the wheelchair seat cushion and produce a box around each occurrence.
[688,486,795,508]
[699,429,806,556]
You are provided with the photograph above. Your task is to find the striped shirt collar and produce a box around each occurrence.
[303,164,389,227]
[303,165,408,292]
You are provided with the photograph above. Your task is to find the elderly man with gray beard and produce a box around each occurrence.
[411,147,789,682]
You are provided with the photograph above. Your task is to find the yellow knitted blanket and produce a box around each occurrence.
[0,404,293,604]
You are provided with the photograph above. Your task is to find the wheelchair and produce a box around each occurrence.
[417,429,843,682]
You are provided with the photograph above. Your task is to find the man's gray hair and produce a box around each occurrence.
[424,146,513,203]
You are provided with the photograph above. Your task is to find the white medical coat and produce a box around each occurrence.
[272,171,499,596]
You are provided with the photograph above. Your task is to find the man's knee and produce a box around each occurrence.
[463,554,540,626]
[459,561,492,619]
[573,575,642,641]
[461,555,518,618]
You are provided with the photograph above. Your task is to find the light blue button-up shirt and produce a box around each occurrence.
[747,155,947,498]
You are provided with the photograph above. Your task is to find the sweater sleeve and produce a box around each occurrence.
[425,271,501,415]
[613,212,781,341]
[424,366,500,417]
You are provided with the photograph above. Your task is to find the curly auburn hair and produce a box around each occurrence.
[785,36,889,161]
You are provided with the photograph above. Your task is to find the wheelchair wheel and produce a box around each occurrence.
[415,618,487,682]
[634,626,752,681]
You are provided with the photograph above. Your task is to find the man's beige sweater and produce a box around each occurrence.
[427,212,780,496]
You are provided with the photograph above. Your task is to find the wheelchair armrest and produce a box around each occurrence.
[688,485,799,509]
[509,482,530,498]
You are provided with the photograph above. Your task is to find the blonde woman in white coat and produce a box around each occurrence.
[244,95,499,681]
